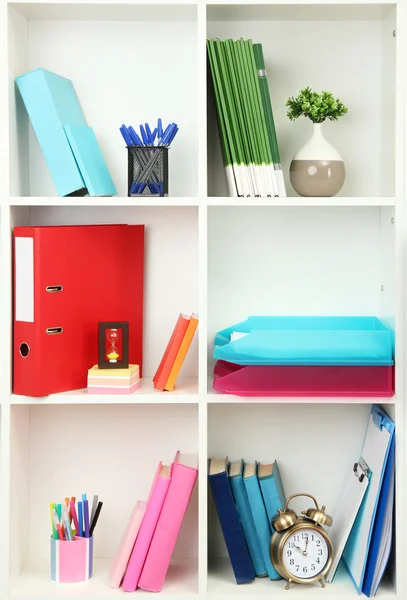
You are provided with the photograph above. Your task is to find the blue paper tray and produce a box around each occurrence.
[213,317,394,366]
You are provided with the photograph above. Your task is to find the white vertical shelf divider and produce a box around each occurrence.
[198,2,208,597]
[395,1,407,598]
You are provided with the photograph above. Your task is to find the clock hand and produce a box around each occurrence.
[303,537,309,556]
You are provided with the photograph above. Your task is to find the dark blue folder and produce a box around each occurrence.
[362,436,395,597]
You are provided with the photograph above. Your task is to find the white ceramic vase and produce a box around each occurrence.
[289,122,345,197]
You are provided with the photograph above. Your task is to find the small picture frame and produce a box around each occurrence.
[98,321,129,369]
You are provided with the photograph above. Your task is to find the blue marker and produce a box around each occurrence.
[78,501,83,537]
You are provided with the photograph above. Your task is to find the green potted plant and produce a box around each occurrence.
[286,87,348,197]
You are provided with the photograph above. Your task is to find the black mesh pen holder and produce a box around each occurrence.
[127,146,169,197]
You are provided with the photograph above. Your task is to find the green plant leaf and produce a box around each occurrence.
[286,87,348,123]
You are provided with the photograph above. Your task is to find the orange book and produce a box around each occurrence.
[165,314,198,391]
[154,314,190,390]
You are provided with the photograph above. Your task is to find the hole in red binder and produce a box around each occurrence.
[19,343,30,358]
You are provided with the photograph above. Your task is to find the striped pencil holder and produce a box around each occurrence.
[127,146,168,197]
[50,536,93,583]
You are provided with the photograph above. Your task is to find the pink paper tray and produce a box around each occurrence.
[213,360,394,397]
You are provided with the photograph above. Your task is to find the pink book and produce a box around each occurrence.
[122,462,172,592]
[138,452,198,592]
[109,500,146,588]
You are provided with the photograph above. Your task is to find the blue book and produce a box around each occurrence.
[64,125,117,196]
[362,435,395,597]
[229,460,267,577]
[257,460,286,528]
[243,463,281,580]
[16,68,87,196]
[208,459,255,584]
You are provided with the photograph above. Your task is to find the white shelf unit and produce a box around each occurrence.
[0,2,406,600]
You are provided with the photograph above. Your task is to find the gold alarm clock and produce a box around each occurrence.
[270,493,333,590]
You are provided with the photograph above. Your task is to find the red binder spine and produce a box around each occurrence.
[13,229,43,396]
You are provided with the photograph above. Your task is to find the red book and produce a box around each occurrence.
[13,224,144,397]
[153,314,190,391]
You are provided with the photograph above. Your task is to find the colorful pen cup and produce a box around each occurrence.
[50,536,93,583]
[127,146,168,197]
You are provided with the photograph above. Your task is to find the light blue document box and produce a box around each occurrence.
[16,68,88,196]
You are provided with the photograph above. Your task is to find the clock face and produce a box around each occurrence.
[282,528,329,579]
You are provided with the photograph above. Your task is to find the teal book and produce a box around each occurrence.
[243,463,281,580]
[257,460,286,528]
[64,125,117,196]
[229,460,267,577]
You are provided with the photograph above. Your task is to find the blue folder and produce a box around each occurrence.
[16,68,87,196]
[16,68,116,197]
[64,125,117,196]
[361,435,395,597]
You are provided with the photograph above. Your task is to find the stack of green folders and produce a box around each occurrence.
[207,38,286,198]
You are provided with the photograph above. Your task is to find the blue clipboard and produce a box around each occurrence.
[343,406,395,593]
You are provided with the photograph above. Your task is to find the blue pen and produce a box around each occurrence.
[152,128,158,144]
[78,501,83,536]
[120,126,133,147]
[160,123,175,147]
[128,126,143,146]
[157,118,163,139]
[167,124,179,145]
[145,123,154,145]
[159,123,171,142]
[139,124,149,146]
[84,500,90,538]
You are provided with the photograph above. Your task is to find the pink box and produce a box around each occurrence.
[50,536,93,583]
[213,360,394,397]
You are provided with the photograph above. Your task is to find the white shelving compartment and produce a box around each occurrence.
[8,2,199,197]
[206,3,397,198]
[207,403,398,598]
[9,403,199,598]
[7,204,199,401]
[207,205,396,398]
